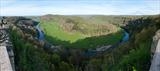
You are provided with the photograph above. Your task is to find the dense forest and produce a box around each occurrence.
[5,15,160,71]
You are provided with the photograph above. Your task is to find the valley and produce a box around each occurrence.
[0,15,159,71]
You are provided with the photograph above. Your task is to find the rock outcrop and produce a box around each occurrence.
[5,17,39,44]
[150,29,160,71]
[5,17,61,52]
[151,29,160,57]
[0,18,15,71]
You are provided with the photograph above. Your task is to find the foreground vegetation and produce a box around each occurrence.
[101,15,160,71]
[9,29,79,71]
[8,15,160,71]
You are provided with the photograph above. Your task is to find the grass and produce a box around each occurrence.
[40,16,124,49]
[40,20,86,43]
[69,31,123,49]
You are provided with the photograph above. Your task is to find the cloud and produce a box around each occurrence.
[0,0,160,16]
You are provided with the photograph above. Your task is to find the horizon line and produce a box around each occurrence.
[1,13,160,16]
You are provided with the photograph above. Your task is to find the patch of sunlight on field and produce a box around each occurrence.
[40,21,87,43]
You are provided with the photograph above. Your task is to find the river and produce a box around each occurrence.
[84,29,130,57]
[35,24,130,56]
[122,30,129,42]
[35,23,45,40]
[35,23,129,44]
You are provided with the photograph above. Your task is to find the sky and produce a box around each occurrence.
[0,0,160,16]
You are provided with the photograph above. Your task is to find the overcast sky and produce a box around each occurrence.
[0,0,160,16]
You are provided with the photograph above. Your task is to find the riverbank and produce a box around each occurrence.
[37,21,130,58]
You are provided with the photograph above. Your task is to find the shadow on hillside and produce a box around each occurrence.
[43,30,125,70]
[44,30,123,50]
[45,34,71,47]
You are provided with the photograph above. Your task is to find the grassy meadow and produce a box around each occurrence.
[39,15,123,48]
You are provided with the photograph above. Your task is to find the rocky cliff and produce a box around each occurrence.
[151,29,160,57]
[150,29,160,71]
[5,17,60,52]
[4,17,42,47]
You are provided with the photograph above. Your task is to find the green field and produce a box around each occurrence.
[40,20,86,43]
[40,15,123,48]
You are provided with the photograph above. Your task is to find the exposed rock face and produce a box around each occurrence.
[150,29,160,71]
[0,46,13,71]
[4,17,40,46]
[5,17,61,52]
[151,29,160,57]
[0,18,15,71]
